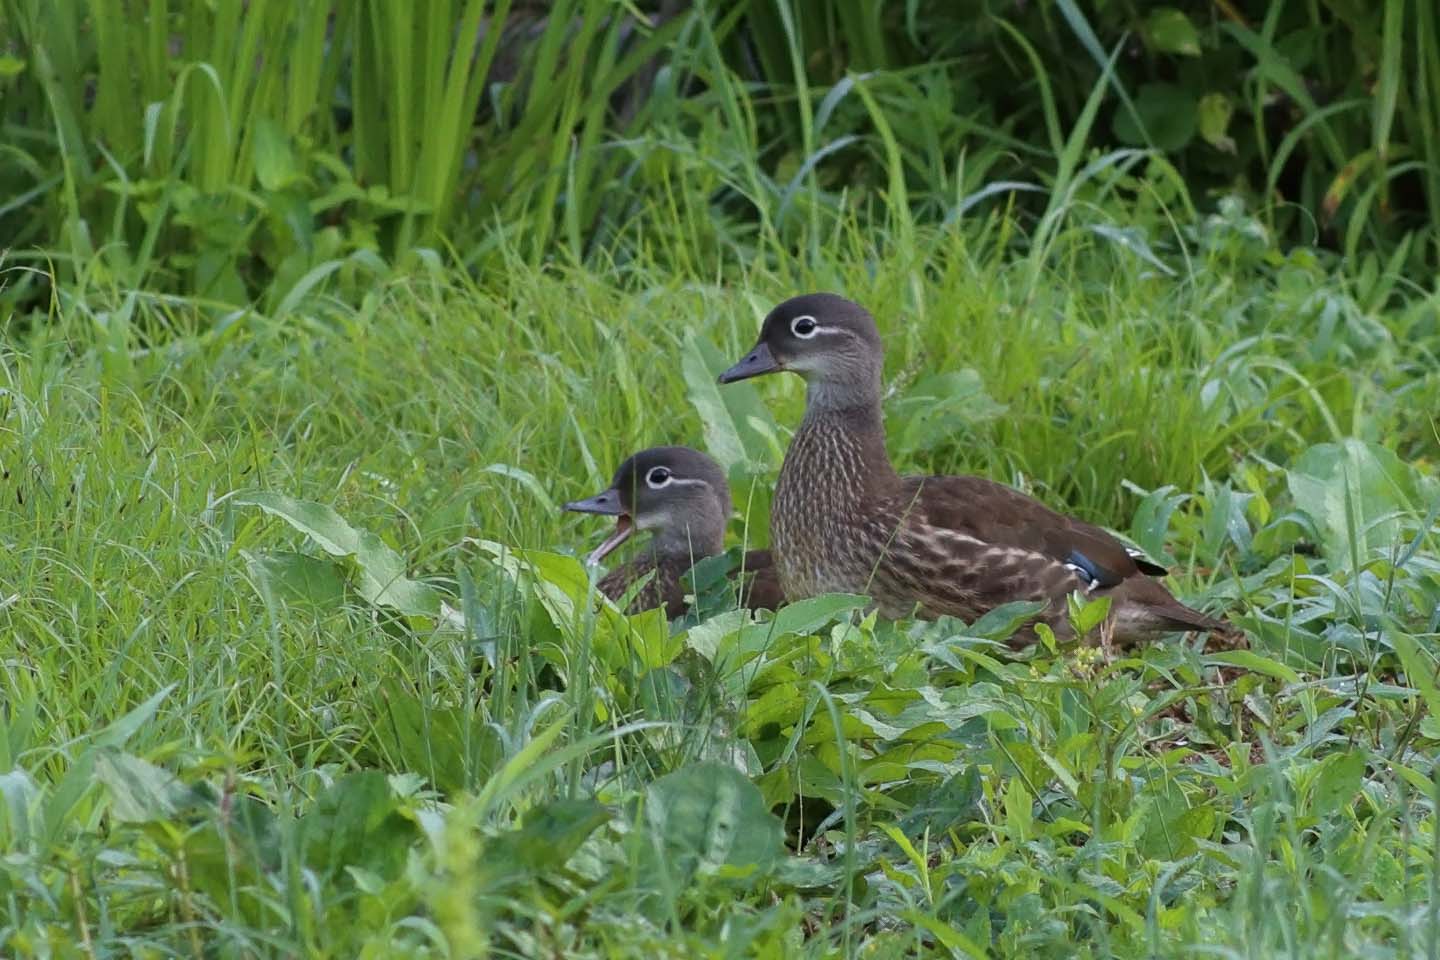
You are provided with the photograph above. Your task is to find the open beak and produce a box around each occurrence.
[718,341,780,384]
[562,488,633,565]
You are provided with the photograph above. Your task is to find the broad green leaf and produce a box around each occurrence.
[0,769,43,847]
[473,540,676,670]
[1002,775,1033,842]
[1035,745,1081,796]
[1286,440,1432,569]
[367,678,502,795]
[1112,83,1197,151]
[1144,8,1201,56]
[684,608,751,662]
[94,751,206,823]
[966,600,1047,641]
[682,334,783,472]
[678,550,746,624]
[727,465,776,553]
[901,912,990,957]
[898,768,983,837]
[1204,650,1301,684]
[767,593,868,637]
[234,491,441,616]
[1198,93,1236,152]
[299,771,417,884]
[477,540,593,623]
[1034,621,1058,654]
[480,798,611,882]
[252,117,303,191]
[1067,593,1112,638]
[879,822,926,875]
[890,687,1020,731]
[742,682,806,736]
[683,551,735,597]
[43,751,97,848]
[244,550,347,610]
[1201,480,1255,557]
[1388,760,1434,796]
[637,666,699,728]
[471,705,576,822]
[887,369,1006,460]
[795,754,848,805]
[642,762,783,887]
[1310,750,1365,817]
[1139,787,1215,859]
[808,704,907,744]
[1391,632,1440,720]
[684,594,866,680]
[1290,705,1357,757]
[1127,483,1188,562]
[996,740,1049,800]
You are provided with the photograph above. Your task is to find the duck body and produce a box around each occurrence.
[771,406,1220,643]
[722,294,1230,646]
[598,547,781,619]
[564,445,783,620]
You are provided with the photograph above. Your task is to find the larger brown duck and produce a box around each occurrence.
[718,293,1230,646]
[564,446,784,618]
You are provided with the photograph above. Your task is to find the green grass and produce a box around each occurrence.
[3,198,1439,955]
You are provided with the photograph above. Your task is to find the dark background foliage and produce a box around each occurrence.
[2,0,1436,318]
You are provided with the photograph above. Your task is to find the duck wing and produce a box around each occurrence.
[893,474,1232,642]
[896,474,1154,590]
[600,558,686,618]
[736,548,785,611]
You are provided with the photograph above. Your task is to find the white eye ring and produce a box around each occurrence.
[645,466,673,489]
[790,314,819,338]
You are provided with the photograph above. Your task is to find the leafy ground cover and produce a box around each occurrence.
[3,193,1439,955]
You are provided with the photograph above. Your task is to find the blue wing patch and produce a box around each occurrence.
[1064,549,1120,590]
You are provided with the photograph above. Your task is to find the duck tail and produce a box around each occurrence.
[1151,599,1229,634]
[1112,576,1242,646]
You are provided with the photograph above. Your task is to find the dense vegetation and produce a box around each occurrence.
[2,2,1439,957]
[4,0,1440,313]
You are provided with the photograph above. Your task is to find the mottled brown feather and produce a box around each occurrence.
[597,548,782,619]
[737,549,787,612]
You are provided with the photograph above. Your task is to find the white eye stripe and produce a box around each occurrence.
[643,469,709,491]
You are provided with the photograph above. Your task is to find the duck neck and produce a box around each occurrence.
[648,512,725,567]
[793,380,900,494]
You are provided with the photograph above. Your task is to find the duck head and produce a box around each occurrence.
[563,445,732,565]
[718,293,884,410]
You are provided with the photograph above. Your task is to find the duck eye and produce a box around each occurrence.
[645,466,672,488]
[790,315,818,338]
